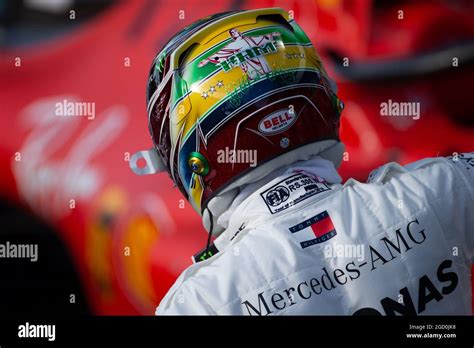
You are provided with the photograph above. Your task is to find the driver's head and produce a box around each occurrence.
[131,8,344,235]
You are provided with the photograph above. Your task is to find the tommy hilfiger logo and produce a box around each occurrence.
[289,210,337,249]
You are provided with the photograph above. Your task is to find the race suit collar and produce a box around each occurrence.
[213,157,342,251]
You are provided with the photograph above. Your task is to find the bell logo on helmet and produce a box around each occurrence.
[198,28,281,79]
[258,109,298,135]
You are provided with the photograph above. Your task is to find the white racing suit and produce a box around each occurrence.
[157,153,474,315]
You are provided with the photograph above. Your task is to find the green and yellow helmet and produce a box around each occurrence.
[131,8,343,217]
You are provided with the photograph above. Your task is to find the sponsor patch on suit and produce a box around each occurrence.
[260,173,331,214]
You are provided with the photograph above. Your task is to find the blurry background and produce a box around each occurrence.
[0,0,473,315]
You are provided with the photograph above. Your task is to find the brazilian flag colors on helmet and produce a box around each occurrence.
[130,8,343,214]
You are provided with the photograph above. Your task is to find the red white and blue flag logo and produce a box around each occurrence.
[289,210,337,249]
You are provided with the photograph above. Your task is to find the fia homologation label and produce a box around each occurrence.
[260,173,331,214]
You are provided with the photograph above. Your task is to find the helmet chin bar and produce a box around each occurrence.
[130,148,166,175]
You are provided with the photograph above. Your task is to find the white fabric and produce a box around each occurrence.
[203,140,345,236]
[157,153,474,315]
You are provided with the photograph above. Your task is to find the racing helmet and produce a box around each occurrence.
[131,8,344,232]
